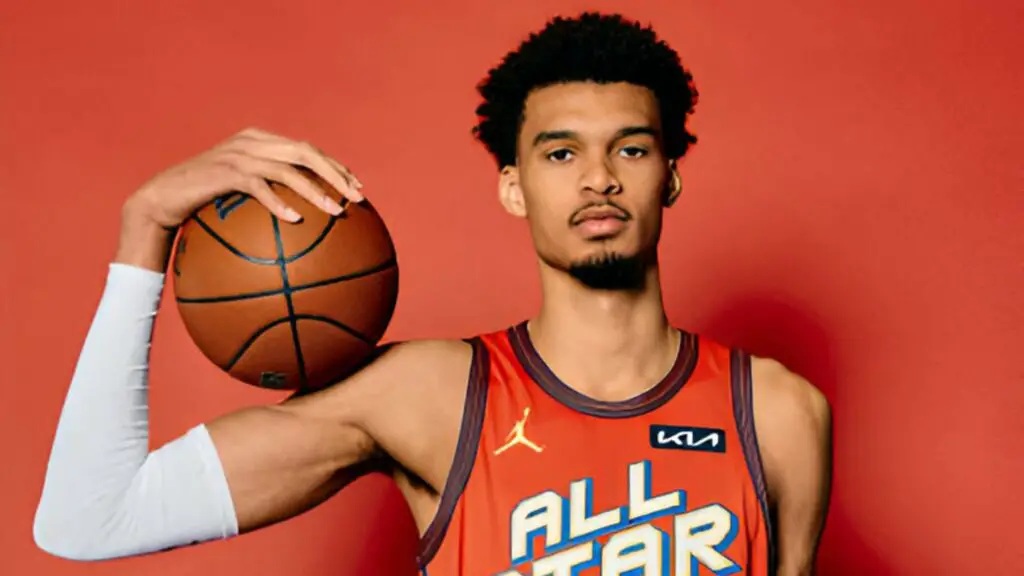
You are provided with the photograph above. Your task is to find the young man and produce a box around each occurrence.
[34,12,831,576]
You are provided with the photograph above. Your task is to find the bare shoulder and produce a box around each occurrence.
[749,356,831,436]
[281,338,476,492]
[282,338,473,429]
[749,356,832,504]
[356,338,475,426]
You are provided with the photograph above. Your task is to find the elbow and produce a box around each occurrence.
[33,505,111,562]
[32,512,69,560]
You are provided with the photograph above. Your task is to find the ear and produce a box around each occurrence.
[498,165,528,218]
[664,160,682,207]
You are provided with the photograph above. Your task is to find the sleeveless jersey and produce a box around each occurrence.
[418,322,774,576]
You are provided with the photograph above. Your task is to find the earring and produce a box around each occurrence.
[665,171,682,206]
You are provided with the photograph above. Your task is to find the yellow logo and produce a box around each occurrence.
[494,407,544,455]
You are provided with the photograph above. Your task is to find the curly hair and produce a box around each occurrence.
[473,12,699,169]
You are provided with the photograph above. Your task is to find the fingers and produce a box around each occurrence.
[224,167,303,223]
[236,127,274,140]
[288,142,364,203]
[223,128,364,203]
[221,152,345,216]
[326,156,363,191]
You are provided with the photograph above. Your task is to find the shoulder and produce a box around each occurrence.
[340,337,474,395]
[282,339,475,424]
[345,339,484,491]
[373,339,479,399]
[748,356,832,496]
[749,356,830,429]
[371,338,475,372]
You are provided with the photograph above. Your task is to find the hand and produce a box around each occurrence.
[116,127,364,271]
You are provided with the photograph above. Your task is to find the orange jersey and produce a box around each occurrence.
[418,323,774,576]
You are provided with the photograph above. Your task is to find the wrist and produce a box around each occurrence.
[114,204,175,273]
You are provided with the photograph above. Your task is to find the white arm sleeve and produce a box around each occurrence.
[33,263,239,561]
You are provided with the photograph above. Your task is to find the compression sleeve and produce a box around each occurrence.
[33,263,239,561]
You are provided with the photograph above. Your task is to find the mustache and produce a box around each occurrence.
[568,201,632,226]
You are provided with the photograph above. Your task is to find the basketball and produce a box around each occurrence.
[171,172,399,391]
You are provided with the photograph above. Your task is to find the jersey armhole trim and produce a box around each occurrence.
[730,348,777,574]
[416,337,490,567]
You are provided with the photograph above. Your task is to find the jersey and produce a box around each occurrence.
[417,322,775,576]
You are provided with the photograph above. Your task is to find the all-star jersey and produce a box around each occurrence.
[418,322,774,576]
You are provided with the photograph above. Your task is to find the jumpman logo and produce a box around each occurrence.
[494,407,544,455]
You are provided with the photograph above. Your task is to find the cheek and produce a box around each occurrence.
[520,170,575,221]
[521,195,576,257]
[526,201,570,245]
[629,195,667,242]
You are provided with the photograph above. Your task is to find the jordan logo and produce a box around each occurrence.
[494,407,543,455]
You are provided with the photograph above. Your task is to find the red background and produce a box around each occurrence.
[1,1,1021,574]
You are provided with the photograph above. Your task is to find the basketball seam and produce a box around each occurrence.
[270,215,308,387]
[222,315,373,372]
[174,258,397,304]
[192,211,341,265]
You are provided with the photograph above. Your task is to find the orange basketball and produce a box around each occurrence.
[171,173,398,391]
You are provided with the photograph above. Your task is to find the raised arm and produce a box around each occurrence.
[33,259,465,560]
[33,127,464,560]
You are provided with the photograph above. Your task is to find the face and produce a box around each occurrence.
[499,82,679,289]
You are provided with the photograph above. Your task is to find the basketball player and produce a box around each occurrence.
[35,13,831,576]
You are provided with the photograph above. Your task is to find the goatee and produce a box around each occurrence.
[568,252,647,291]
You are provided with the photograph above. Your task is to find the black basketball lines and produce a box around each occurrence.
[214,193,249,220]
[177,208,396,387]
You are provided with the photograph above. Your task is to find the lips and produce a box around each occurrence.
[571,204,629,226]
[570,204,630,238]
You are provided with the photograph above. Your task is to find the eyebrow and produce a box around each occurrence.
[531,125,661,147]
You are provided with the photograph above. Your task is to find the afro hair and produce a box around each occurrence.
[473,12,699,169]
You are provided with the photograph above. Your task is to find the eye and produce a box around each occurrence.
[546,148,575,163]
[619,146,648,159]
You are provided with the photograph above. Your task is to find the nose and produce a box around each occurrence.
[580,158,622,196]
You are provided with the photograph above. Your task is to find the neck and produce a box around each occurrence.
[529,260,678,401]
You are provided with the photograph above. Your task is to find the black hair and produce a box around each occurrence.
[473,12,699,169]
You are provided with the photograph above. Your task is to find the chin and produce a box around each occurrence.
[578,235,645,262]
[566,249,652,291]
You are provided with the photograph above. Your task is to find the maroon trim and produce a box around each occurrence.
[417,338,490,567]
[508,321,698,419]
[730,349,777,574]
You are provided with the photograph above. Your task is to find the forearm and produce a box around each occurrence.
[34,262,391,559]
[33,264,238,560]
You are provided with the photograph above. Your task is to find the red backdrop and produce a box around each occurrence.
[1,1,1020,574]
